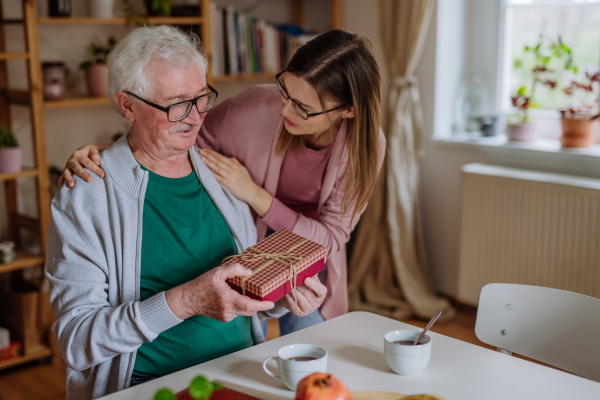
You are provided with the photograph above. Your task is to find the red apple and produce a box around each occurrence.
[295,373,352,400]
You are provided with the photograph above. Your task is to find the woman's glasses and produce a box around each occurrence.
[125,84,218,122]
[275,70,348,120]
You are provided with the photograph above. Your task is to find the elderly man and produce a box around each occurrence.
[45,26,326,400]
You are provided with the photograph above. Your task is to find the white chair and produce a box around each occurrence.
[475,283,600,382]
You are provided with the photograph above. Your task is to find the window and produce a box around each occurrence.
[502,0,600,138]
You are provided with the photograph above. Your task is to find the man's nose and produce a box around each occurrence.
[182,103,203,125]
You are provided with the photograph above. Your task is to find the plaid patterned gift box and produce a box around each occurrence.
[223,230,326,303]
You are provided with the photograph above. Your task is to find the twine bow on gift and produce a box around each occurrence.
[223,238,309,309]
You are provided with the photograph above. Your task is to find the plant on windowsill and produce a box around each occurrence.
[0,124,21,174]
[79,36,117,98]
[560,70,600,148]
[508,35,575,142]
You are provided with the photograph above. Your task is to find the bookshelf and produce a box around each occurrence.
[0,0,342,371]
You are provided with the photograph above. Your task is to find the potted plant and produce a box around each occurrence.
[508,35,575,141]
[0,124,22,174]
[79,36,117,98]
[145,0,172,16]
[560,70,600,148]
[89,0,115,18]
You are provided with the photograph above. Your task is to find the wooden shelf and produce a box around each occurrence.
[0,345,53,371]
[0,250,45,274]
[45,96,110,109]
[6,89,31,105]
[38,16,205,25]
[0,168,38,181]
[0,52,28,60]
[212,72,278,82]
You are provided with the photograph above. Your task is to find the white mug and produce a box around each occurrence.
[263,344,327,391]
[383,330,432,375]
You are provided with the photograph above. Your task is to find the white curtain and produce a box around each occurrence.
[348,0,455,321]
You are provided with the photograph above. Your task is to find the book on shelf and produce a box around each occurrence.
[209,2,319,78]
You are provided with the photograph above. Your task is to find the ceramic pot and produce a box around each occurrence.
[506,123,538,142]
[85,64,109,97]
[0,147,22,174]
[89,0,115,18]
[560,117,596,148]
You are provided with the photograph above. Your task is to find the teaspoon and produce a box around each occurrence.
[413,309,442,345]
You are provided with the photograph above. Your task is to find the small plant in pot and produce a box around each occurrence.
[145,0,173,16]
[508,35,575,142]
[560,70,600,148]
[0,124,22,174]
[79,36,116,98]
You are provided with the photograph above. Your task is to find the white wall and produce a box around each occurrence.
[421,0,600,297]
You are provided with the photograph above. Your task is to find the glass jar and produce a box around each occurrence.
[48,0,71,17]
[42,61,67,101]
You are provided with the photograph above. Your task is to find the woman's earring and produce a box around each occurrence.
[342,115,346,119]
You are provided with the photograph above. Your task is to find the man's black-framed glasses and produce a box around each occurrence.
[276,70,348,120]
[125,84,218,122]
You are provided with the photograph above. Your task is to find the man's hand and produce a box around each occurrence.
[276,275,327,317]
[166,263,275,322]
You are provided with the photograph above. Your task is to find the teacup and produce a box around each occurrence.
[384,330,432,375]
[263,344,327,391]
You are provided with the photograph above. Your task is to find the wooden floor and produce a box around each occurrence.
[0,304,544,400]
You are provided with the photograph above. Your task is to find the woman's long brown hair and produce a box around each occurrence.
[276,30,382,222]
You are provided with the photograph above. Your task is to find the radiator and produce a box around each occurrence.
[457,163,600,305]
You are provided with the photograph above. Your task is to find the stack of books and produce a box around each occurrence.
[209,2,317,77]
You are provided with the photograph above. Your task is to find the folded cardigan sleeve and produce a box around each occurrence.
[46,205,183,372]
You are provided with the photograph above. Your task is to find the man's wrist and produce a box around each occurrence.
[165,284,195,320]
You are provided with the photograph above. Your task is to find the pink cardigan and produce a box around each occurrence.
[197,85,386,320]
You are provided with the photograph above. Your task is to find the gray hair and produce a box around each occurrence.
[107,25,208,113]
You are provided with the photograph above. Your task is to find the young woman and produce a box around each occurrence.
[58,29,385,336]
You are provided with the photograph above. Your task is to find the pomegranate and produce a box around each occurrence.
[295,373,352,400]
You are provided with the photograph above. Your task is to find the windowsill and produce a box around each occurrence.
[432,134,600,161]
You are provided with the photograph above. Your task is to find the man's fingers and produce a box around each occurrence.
[233,295,274,315]
[218,263,252,280]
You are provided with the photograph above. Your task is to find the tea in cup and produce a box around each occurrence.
[263,344,327,390]
[384,330,432,375]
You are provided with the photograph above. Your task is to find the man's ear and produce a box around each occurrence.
[114,92,136,122]
[344,106,355,119]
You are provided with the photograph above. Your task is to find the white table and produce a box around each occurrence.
[100,312,600,399]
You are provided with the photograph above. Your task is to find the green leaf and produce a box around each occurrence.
[189,376,213,400]
[0,124,18,148]
[153,388,176,400]
[517,86,527,96]
[212,383,224,391]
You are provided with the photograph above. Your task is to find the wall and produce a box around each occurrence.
[420,0,600,298]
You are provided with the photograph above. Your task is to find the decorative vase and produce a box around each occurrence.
[0,147,22,174]
[506,123,538,142]
[85,64,109,97]
[89,0,115,18]
[560,117,596,148]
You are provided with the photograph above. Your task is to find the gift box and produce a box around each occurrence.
[224,229,325,303]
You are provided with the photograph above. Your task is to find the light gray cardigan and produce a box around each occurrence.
[45,134,287,400]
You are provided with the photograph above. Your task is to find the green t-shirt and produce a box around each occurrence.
[133,166,253,378]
